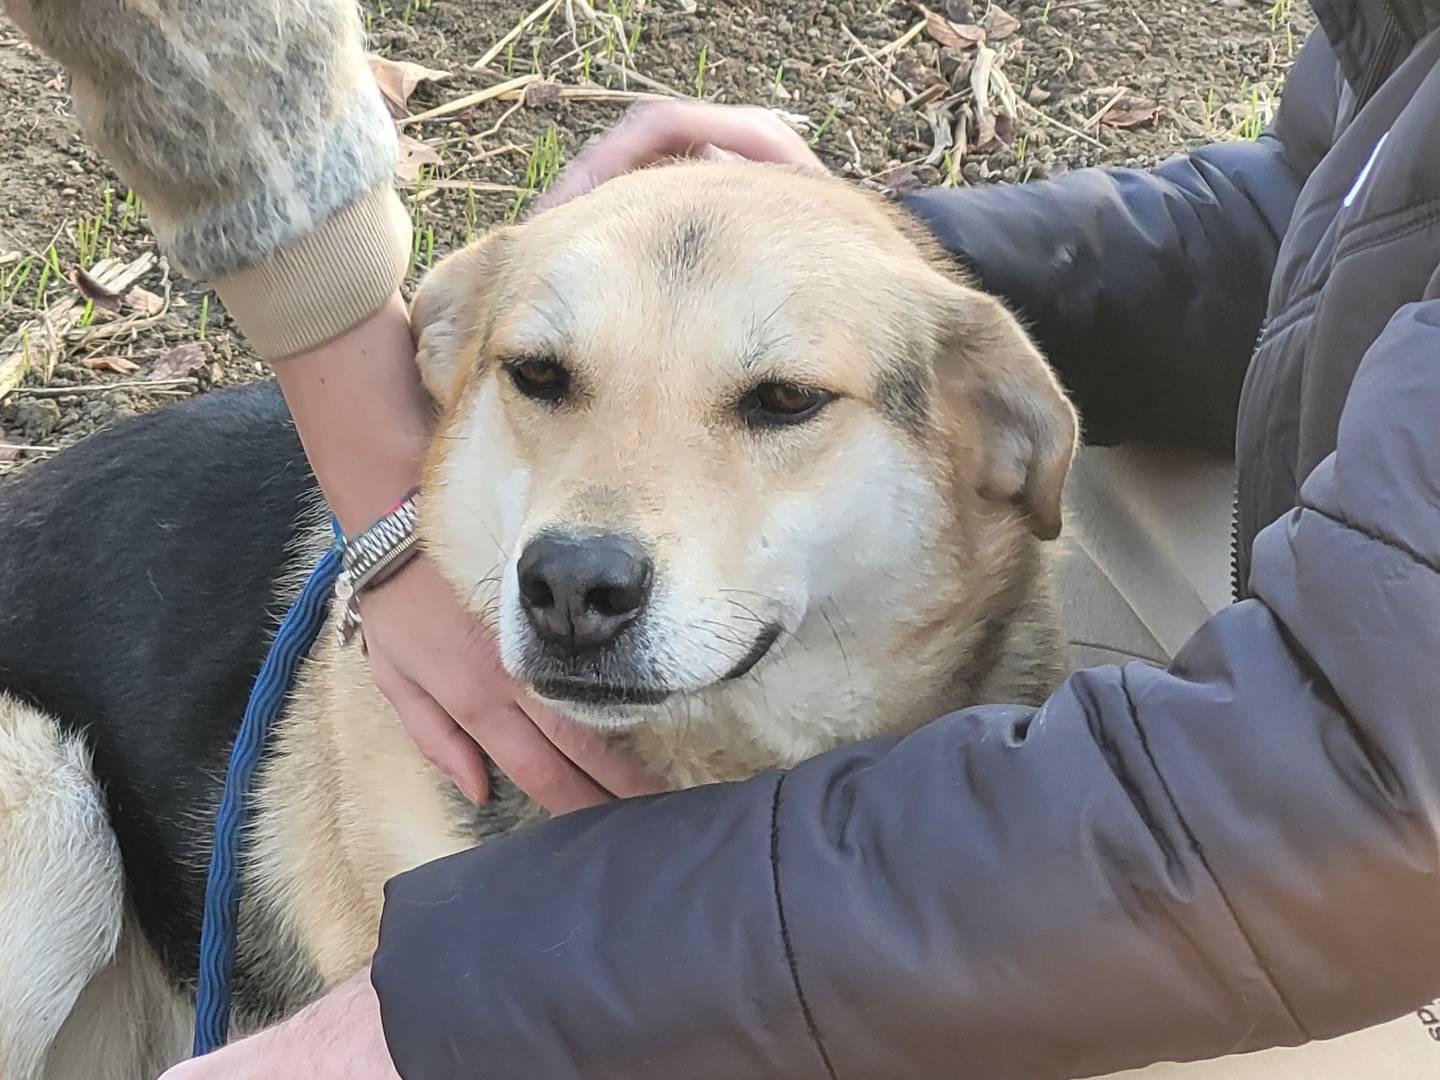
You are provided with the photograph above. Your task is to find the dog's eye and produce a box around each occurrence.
[739,382,836,427]
[505,357,570,403]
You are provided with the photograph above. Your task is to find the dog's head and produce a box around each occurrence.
[414,162,1075,756]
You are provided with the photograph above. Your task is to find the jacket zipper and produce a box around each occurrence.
[1230,318,1268,602]
[1355,18,1404,107]
[1230,15,1405,603]
[1229,491,1244,602]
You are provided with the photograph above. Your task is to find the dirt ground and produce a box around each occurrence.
[0,0,1311,470]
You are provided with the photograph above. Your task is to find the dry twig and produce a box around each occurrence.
[844,129,866,174]
[0,441,58,453]
[822,19,926,74]
[408,179,527,206]
[1022,102,1106,148]
[401,74,541,126]
[10,376,197,397]
[841,25,918,102]
[589,57,688,97]
[475,100,527,143]
[1083,87,1130,129]
[473,0,561,71]
[499,84,669,104]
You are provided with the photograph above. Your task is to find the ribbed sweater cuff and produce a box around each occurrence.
[214,184,413,360]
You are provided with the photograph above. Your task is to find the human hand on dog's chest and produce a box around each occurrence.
[359,553,667,812]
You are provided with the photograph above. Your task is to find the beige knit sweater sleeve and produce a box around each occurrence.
[5,0,412,359]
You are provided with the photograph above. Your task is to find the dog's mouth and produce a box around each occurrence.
[529,623,782,708]
[719,623,781,682]
[529,678,674,707]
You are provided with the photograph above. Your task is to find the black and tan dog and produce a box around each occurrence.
[0,162,1077,1079]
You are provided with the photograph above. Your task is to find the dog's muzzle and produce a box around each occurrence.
[513,529,781,708]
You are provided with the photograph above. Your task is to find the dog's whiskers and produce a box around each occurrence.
[463,564,505,611]
[693,618,752,653]
[820,601,858,719]
[718,593,769,630]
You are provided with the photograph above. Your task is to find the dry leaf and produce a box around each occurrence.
[993,111,1017,145]
[395,133,442,183]
[880,168,923,195]
[523,80,563,108]
[1100,96,1161,128]
[367,55,451,119]
[894,55,946,91]
[982,5,1020,40]
[82,354,141,374]
[67,266,122,312]
[125,286,165,316]
[148,342,207,380]
[919,5,986,49]
[44,73,64,93]
[971,104,998,152]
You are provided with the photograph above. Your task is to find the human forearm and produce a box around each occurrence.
[902,134,1300,450]
[270,293,431,535]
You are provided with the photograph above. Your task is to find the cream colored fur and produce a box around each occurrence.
[39,918,191,1080]
[0,694,124,1078]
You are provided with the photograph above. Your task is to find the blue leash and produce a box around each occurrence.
[193,526,344,1055]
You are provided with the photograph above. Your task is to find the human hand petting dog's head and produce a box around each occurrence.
[538,101,828,210]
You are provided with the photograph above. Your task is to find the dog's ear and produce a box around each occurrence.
[933,283,1078,541]
[410,227,518,407]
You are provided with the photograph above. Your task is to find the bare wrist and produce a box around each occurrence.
[271,292,434,535]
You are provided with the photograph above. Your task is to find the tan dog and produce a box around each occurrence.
[0,161,1076,1079]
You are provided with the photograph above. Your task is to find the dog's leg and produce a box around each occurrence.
[41,913,192,1080]
[0,694,125,1079]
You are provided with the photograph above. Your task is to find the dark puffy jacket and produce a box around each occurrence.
[373,2,1440,1075]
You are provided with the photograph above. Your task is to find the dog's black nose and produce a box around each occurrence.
[517,532,653,652]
